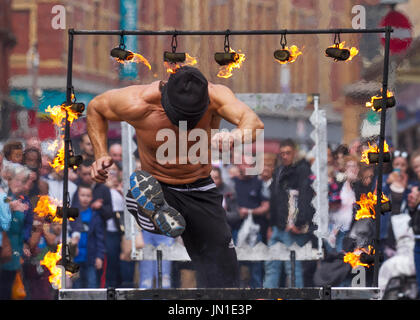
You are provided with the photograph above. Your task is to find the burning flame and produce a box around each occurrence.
[45,99,81,172]
[343,245,375,269]
[275,45,303,64]
[45,94,80,127]
[34,195,62,223]
[45,104,80,126]
[114,51,152,70]
[217,48,246,79]
[36,196,76,288]
[39,95,81,289]
[355,192,389,220]
[40,243,71,289]
[164,53,198,74]
[365,90,394,111]
[360,140,390,164]
[49,143,65,173]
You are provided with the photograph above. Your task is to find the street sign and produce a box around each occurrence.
[380,9,412,54]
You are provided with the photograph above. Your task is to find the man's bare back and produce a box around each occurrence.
[131,81,219,184]
[87,70,263,185]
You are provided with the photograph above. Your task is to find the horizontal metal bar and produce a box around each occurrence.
[136,241,321,261]
[69,28,392,36]
[59,287,381,300]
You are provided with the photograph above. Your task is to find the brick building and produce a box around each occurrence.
[0,0,19,139]
[8,0,418,149]
[9,0,124,140]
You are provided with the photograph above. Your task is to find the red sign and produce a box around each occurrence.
[380,10,412,54]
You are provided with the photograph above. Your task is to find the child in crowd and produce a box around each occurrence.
[70,184,105,288]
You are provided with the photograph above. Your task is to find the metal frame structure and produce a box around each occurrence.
[59,287,380,300]
[60,27,392,298]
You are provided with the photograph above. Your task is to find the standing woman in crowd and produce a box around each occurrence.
[22,147,49,208]
[0,164,30,299]
[333,144,350,184]
[381,150,414,259]
[328,154,359,253]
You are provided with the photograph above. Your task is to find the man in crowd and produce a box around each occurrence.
[211,166,240,234]
[232,155,269,288]
[264,138,315,288]
[79,133,95,162]
[71,159,118,287]
[108,143,122,166]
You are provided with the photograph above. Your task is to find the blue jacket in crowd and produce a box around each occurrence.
[71,208,105,266]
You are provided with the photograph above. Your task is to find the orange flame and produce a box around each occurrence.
[275,45,303,64]
[355,192,389,220]
[36,196,76,288]
[40,243,71,289]
[45,101,81,172]
[164,53,198,74]
[217,48,246,79]
[49,143,65,173]
[34,195,63,223]
[45,101,80,127]
[360,140,390,164]
[45,105,66,127]
[365,90,394,111]
[343,245,374,269]
[114,51,152,70]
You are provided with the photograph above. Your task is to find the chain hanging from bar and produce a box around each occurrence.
[224,29,231,53]
[333,32,341,47]
[280,33,287,49]
[171,32,178,53]
[119,32,126,50]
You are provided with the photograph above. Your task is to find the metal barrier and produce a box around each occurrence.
[59,287,380,300]
[134,241,320,261]
[60,26,393,290]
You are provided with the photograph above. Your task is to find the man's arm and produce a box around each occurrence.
[238,201,269,218]
[87,86,145,159]
[210,84,264,144]
[87,85,146,182]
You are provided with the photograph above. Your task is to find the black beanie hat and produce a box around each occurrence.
[161,66,210,130]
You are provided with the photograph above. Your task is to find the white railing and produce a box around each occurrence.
[131,241,321,261]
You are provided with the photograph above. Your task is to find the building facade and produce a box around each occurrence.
[0,0,19,140]
[9,0,123,140]
[7,0,418,150]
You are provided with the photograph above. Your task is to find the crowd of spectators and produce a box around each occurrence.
[212,137,420,298]
[0,134,142,299]
[1,133,420,300]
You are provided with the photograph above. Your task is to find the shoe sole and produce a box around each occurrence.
[129,170,185,237]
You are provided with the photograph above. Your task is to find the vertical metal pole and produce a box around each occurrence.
[127,125,137,257]
[313,95,324,259]
[157,250,163,289]
[373,26,391,287]
[121,122,139,259]
[290,250,296,288]
[61,29,74,287]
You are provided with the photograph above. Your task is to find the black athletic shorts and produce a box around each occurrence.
[129,175,239,288]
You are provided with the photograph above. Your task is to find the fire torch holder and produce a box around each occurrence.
[60,31,74,285]
[64,26,393,290]
[372,26,392,287]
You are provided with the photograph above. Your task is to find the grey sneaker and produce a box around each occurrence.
[127,170,186,237]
